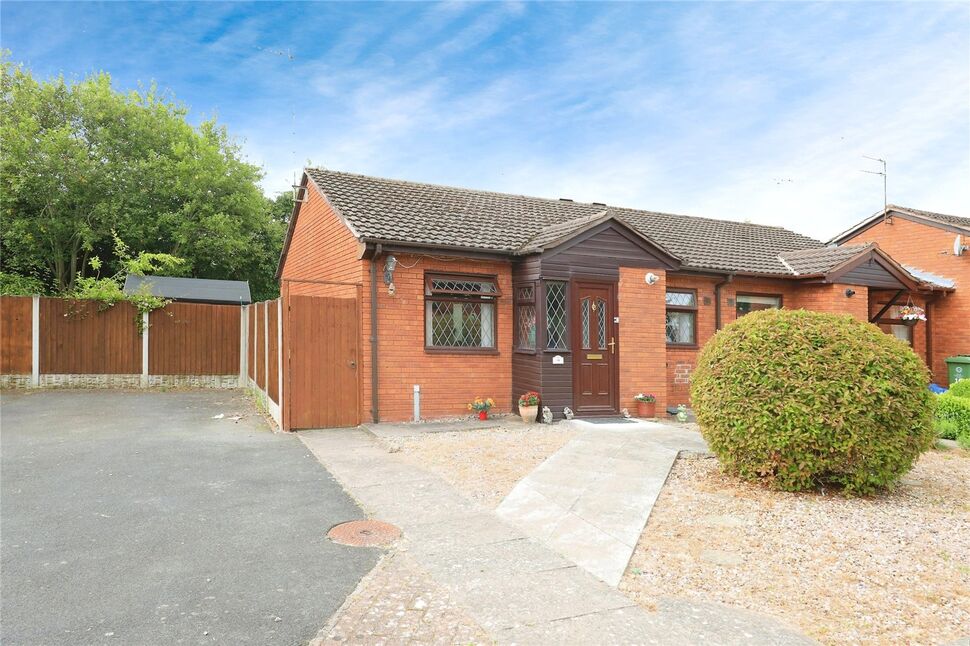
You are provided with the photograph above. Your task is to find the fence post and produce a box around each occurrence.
[263,302,269,393]
[239,305,248,387]
[31,296,40,387]
[277,299,283,418]
[141,311,149,387]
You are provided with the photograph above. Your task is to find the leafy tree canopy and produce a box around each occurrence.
[0,57,287,300]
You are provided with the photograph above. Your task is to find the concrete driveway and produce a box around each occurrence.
[1,390,378,645]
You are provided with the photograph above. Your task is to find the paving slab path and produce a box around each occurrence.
[497,419,708,586]
[300,426,815,645]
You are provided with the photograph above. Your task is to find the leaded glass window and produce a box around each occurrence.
[545,281,568,350]
[425,273,499,350]
[514,282,537,351]
[665,289,697,345]
[596,298,607,349]
[580,297,591,349]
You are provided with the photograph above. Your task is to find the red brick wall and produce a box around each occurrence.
[791,283,869,320]
[664,274,719,407]
[360,256,513,422]
[842,217,969,383]
[618,267,668,413]
[661,275,877,407]
[280,180,363,298]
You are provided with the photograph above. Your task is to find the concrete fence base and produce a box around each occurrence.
[1,374,240,389]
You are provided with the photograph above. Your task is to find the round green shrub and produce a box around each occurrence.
[690,309,934,494]
[946,378,970,399]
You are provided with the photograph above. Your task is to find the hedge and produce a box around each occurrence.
[691,309,934,494]
[946,379,970,399]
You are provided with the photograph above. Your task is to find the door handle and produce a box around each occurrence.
[608,337,616,354]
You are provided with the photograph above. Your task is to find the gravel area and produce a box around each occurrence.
[393,424,577,508]
[620,448,970,645]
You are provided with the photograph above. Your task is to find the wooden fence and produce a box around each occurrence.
[247,298,283,426]
[2,291,360,431]
[0,296,244,389]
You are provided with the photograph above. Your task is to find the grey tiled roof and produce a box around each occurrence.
[890,205,970,230]
[124,275,251,304]
[778,244,873,275]
[306,169,830,275]
[516,210,610,254]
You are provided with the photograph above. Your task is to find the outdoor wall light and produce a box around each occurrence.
[845,288,856,297]
[383,255,398,295]
[645,272,659,285]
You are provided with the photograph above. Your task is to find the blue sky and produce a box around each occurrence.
[2,1,968,239]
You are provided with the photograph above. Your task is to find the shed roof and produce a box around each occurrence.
[123,275,252,304]
[304,168,824,275]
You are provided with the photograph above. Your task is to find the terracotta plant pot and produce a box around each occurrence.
[478,410,488,420]
[636,401,656,418]
[518,404,539,424]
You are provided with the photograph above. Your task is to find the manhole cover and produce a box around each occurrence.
[328,520,401,547]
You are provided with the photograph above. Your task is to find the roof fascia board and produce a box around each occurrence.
[360,240,512,263]
[274,172,308,280]
[829,208,970,244]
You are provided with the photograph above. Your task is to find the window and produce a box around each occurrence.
[665,289,697,345]
[425,273,500,351]
[736,293,782,318]
[884,305,913,346]
[515,283,537,351]
[545,281,568,350]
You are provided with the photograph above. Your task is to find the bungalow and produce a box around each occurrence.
[277,169,950,424]
[830,205,969,385]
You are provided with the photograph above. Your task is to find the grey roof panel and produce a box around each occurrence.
[305,169,825,275]
[778,244,874,275]
[124,275,252,304]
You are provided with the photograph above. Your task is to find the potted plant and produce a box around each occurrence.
[899,304,926,327]
[468,397,495,420]
[634,393,656,418]
[518,391,540,423]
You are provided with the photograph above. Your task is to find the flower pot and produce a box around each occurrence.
[636,401,656,418]
[478,410,488,421]
[902,318,918,327]
[519,404,539,424]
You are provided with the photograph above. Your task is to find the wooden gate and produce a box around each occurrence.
[285,295,360,429]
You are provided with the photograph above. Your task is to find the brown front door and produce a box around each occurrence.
[572,281,618,415]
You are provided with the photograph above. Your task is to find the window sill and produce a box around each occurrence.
[667,343,699,350]
[543,349,571,354]
[424,347,500,356]
[514,348,538,355]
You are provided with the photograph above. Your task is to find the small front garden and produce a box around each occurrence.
[620,310,969,643]
[621,447,969,644]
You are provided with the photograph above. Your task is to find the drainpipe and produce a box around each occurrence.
[370,244,381,423]
[714,274,734,330]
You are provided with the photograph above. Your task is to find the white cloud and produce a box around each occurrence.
[245,2,968,240]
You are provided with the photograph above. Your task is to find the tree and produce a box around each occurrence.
[0,58,285,299]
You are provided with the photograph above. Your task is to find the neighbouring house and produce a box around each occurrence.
[124,275,252,305]
[830,205,969,384]
[277,169,952,423]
